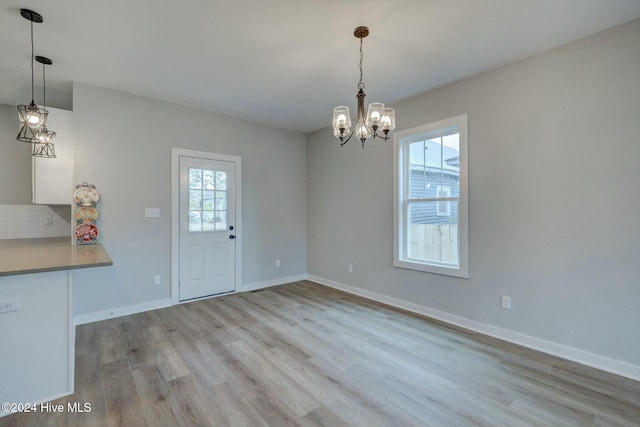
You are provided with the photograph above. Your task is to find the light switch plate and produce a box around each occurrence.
[501,296,512,310]
[0,299,20,314]
[145,208,160,218]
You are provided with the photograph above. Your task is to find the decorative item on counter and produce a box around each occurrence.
[75,206,98,223]
[73,185,99,206]
[74,223,99,243]
[73,182,100,245]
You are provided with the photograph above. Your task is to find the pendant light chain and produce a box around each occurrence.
[42,61,46,109]
[29,19,35,101]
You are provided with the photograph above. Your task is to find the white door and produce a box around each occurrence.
[179,156,236,301]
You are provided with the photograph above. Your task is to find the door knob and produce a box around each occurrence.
[229,235,236,240]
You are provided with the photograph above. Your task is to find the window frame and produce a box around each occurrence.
[393,114,469,278]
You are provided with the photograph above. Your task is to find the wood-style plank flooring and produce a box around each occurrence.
[2,281,639,426]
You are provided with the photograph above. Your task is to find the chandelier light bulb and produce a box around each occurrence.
[355,120,372,141]
[382,108,396,132]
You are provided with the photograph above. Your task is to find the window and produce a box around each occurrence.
[188,167,228,232]
[393,114,468,278]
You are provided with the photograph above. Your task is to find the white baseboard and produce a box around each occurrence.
[307,275,640,382]
[241,274,307,292]
[73,274,307,325]
[73,298,173,325]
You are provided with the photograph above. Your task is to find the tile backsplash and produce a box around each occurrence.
[0,204,71,239]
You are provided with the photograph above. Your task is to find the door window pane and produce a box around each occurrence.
[189,211,202,232]
[203,211,216,231]
[203,190,215,210]
[215,191,227,210]
[215,171,227,190]
[215,211,227,231]
[188,167,230,233]
[189,169,202,189]
[203,169,215,190]
[189,190,202,210]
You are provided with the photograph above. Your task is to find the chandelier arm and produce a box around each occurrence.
[339,128,355,146]
[372,130,390,141]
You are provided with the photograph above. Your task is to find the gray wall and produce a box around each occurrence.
[0,104,32,204]
[307,20,640,366]
[72,83,307,315]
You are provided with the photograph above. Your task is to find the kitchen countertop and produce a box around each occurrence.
[0,237,113,277]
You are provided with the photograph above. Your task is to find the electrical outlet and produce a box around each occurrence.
[275,259,280,267]
[145,208,160,218]
[154,275,161,286]
[0,299,20,314]
[45,216,54,225]
[348,264,353,273]
[501,296,512,310]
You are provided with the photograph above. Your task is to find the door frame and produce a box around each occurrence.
[171,147,242,304]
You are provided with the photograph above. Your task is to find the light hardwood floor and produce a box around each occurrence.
[2,280,639,426]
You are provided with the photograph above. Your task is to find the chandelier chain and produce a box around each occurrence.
[358,37,364,90]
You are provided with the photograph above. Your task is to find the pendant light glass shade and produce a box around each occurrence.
[16,114,43,143]
[332,106,352,138]
[32,56,56,158]
[381,108,395,132]
[17,102,48,127]
[32,132,57,158]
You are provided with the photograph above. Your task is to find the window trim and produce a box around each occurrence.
[393,114,469,278]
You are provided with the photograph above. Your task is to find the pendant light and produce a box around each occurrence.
[16,9,48,143]
[332,27,396,148]
[32,56,57,158]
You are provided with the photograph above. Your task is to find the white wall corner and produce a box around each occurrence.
[241,274,308,293]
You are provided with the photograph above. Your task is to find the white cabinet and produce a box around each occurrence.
[32,107,74,205]
[0,270,73,412]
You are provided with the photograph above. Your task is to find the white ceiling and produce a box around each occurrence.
[1,0,640,134]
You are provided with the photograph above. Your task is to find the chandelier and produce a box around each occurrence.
[16,9,48,143]
[332,26,395,148]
